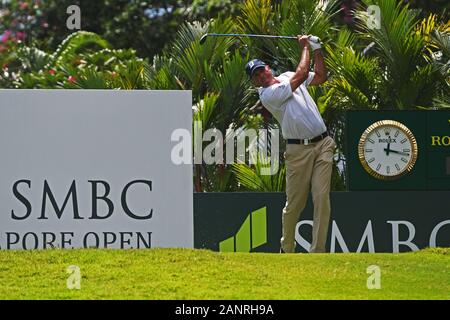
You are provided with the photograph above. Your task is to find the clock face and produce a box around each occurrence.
[358,120,418,180]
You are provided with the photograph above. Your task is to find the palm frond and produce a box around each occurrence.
[432,30,450,58]
[63,68,111,89]
[274,0,339,70]
[16,46,50,72]
[238,0,274,35]
[232,152,285,192]
[204,51,252,130]
[356,0,444,109]
[193,92,220,129]
[50,31,111,68]
[144,55,181,90]
[325,42,380,109]
[170,19,236,97]
[113,59,147,90]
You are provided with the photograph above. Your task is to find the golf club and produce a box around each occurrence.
[199,33,320,45]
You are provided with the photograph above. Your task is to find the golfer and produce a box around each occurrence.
[245,35,336,253]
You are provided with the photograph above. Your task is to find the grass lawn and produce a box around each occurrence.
[0,248,449,300]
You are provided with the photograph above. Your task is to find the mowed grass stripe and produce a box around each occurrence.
[0,248,449,300]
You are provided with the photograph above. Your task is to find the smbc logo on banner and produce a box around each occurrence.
[219,207,267,252]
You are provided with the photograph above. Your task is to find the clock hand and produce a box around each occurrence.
[383,149,410,156]
[385,141,391,156]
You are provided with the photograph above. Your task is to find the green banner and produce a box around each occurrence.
[194,192,450,253]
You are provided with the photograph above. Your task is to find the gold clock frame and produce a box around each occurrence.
[358,120,419,181]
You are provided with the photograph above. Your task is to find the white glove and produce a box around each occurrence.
[308,35,322,51]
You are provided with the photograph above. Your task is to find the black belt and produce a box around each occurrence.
[287,132,329,145]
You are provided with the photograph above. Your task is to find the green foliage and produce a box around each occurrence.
[8,31,146,89]
[145,18,255,191]
[233,153,286,192]
[193,92,219,128]
[402,0,449,19]
[274,0,339,69]
[144,55,180,89]
[51,31,111,66]
[190,0,240,20]
[0,0,243,60]
[324,38,380,109]
[21,0,193,58]
[354,0,444,109]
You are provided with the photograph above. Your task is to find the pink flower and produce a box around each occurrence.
[68,76,76,83]
[48,69,56,75]
[19,2,29,10]
[16,31,25,41]
[1,30,12,43]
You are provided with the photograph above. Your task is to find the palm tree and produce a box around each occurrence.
[354,0,447,109]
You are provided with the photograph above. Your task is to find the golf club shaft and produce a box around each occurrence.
[205,33,297,41]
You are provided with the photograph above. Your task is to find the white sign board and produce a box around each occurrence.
[0,90,193,249]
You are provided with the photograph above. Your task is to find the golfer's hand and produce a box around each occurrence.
[308,35,322,51]
[297,35,310,48]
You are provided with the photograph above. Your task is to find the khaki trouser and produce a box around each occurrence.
[281,136,336,253]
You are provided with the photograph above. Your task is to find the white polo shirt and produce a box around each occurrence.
[258,71,327,139]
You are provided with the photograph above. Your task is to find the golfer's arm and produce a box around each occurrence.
[310,49,327,86]
[290,45,310,91]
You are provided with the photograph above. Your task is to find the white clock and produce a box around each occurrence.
[358,120,419,180]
